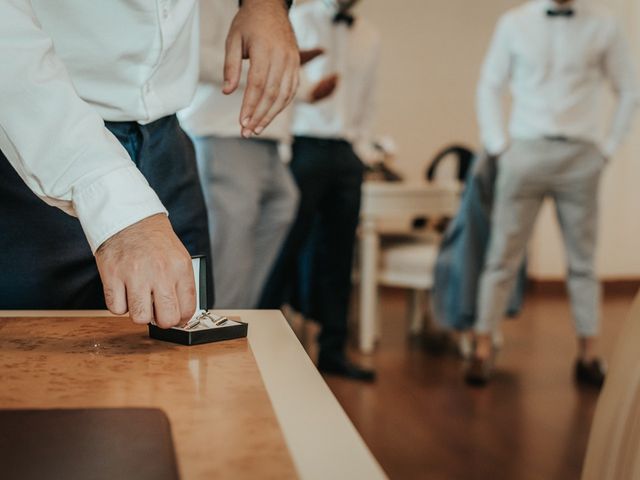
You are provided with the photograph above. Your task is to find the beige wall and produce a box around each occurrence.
[355,0,640,279]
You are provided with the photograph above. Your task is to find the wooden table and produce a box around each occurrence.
[0,310,386,480]
[358,182,460,353]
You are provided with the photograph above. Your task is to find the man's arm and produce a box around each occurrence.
[223,0,300,138]
[476,16,513,156]
[601,20,639,158]
[0,1,195,327]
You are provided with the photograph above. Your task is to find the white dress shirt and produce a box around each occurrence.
[179,0,292,142]
[0,0,200,252]
[290,0,381,163]
[478,0,639,157]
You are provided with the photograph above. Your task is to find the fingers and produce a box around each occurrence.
[152,287,181,329]
[175,267,197,324]
[127,284,153,326]
[223,28,243,95]
[241,50,299,136]
[252,68,296,136]
[103,279,127,316]
[95,214,196,330]
[239,47,272,137]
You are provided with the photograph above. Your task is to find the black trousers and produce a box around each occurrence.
[259,136,364,356]
[0,115,212,309]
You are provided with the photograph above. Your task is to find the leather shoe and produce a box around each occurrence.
[575,358,606,388]
[318,354,376,383]
[464,355,494,387]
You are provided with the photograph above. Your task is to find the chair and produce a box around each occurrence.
[358,182,460,352]
[378,144,474,335]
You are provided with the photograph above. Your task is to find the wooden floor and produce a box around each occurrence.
[297,288,635,480]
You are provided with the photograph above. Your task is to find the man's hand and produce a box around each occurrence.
[300,48,324,66]
[224,0,300,138]
[310,74,339,103]
[95,214,196,329]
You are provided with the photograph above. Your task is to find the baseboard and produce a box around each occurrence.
[528,279,640,296]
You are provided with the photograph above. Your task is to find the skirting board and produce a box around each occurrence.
[528,279,640,296]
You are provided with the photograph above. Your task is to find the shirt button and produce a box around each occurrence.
[144,83,151,94]
[162,7,169,19]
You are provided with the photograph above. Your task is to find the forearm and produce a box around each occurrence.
[0,0,165,252]
[477,83,508,155]
[602,92,639,157]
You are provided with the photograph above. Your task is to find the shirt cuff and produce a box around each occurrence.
[485,137,508,157]
[73,166,168,253]
[601,139,617,159]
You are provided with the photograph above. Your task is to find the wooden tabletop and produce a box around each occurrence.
[0,310,387,480]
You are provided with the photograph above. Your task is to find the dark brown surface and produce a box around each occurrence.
[0,408,179,480]
[316,288,634,480]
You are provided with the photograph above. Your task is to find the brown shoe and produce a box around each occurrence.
[464,356,494,387]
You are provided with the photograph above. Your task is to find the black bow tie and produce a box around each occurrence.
[333,12,355,27]
[547,9,575,17]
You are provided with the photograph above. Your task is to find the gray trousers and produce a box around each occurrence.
[476,138,605,337]
[194,136,298,308]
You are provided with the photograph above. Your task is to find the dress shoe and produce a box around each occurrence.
[575,358,606,388]
[318,354,376,383]
[464,355,494,387]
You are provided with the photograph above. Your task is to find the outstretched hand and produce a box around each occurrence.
[300,48,325,66]
[223,0,300,138]
[310,74,339,103]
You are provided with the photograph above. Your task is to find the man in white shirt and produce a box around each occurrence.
[467,0,639,386]
[180,0,340,309]
[259,0,381,382]
[0,0,299,327]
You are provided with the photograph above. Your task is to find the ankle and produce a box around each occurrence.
[474,335,493,360]
[578,336,599,362]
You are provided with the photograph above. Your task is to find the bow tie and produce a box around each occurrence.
[333,12,355,27]
[547,9,575,17]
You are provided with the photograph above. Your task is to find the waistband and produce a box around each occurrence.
[104,114,178,135]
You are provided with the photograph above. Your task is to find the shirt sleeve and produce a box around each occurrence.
[476,16,513,156]
[601,19,639,158]
[0,0,167,253]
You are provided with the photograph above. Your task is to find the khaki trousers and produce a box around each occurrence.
[476,138,605,337]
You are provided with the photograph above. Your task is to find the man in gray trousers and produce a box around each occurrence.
[466,0,639,386]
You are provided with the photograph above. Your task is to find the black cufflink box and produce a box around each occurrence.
[148,256,248,346]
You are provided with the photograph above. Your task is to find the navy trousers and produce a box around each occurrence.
[0,115,212,309]
[259,136,364,357]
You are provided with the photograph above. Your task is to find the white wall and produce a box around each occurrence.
[355,0,640,279]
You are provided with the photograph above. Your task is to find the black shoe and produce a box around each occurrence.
[575,358,606,388]
[464,356,494,387]
[318,354,376,383]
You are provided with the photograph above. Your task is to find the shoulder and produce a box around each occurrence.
[495,1,540,30]
[580,1,620,28]
[580,0,616,19]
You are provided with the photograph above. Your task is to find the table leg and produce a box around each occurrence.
[359,218,379,353]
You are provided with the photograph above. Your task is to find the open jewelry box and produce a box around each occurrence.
[148,256,248,346]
